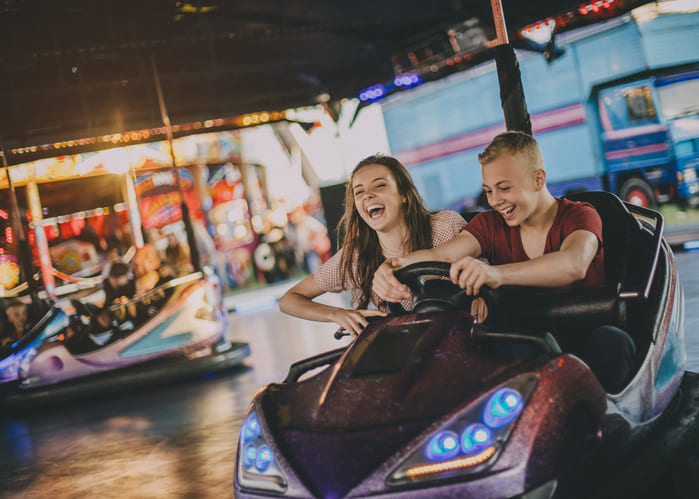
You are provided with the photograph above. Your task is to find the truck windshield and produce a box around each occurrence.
[656,74,699,119]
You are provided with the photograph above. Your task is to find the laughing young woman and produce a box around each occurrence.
[278,154,467,337]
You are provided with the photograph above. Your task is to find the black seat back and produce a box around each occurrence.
[565,191,647,333]
[565,191,641,288]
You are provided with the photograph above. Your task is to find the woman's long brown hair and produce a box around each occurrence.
[338,154,433,308]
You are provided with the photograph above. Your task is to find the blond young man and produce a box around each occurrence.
[373,131,635,393]
[374,131,604,302]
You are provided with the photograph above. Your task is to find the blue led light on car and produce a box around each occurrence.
[388,377,538,487]
[243,443,257,469]
[483,388,524,428]
[426,431,461,461]
[237,408,289,493]
[461,424,492,454]
[255,445,274,472]
[393,73,422,87]
[242,411,261,444]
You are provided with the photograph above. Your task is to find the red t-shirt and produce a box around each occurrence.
[463,198,605,287]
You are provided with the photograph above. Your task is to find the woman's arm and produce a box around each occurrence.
[278,275,386,337]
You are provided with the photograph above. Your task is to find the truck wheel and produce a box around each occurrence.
[619,178,656,208]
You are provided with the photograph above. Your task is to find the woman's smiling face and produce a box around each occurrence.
[352,163,406,233]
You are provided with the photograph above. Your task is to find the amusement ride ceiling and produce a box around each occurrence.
[0,0,652,161]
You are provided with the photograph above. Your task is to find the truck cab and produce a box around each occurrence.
[596,68,699,207]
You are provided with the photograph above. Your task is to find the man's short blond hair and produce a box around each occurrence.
[478,131,544,175]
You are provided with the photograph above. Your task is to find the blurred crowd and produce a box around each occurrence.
[0,193,334,348]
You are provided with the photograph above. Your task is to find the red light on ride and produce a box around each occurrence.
[580,6,589,15]
[45,224,58,241]
[5,227,13,244]
[70,218,85,236]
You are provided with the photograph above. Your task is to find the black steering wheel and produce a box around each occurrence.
[389,261,500,325]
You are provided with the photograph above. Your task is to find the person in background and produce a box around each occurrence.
[104,261,134,305]
[76,224,102,251]
[164,232,192,275]
[124,244,175,325]
[98,244,175,328]
[1,299,28,347]
[101,213,126,255]
[287,206,332,274]
[96,261,135,329]
[278,154,467,337]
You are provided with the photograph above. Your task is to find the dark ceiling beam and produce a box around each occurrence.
[2,18,462,64]
[0,0,655,153]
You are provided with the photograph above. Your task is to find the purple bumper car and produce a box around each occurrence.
[234,192,699,499]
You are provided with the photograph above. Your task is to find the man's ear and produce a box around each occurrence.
[534,169,546,190]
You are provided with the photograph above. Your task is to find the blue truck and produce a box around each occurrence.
[379,6,699,209]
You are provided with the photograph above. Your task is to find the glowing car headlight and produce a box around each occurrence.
[483,387,524,428]
[387,375,537,486]
[0,355,22,382]
[236,409,288,494]
[0,347,38,382]
[18,347,38,376]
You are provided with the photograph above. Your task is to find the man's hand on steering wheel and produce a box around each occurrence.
[449,256,503,296]
[448,257,502,323]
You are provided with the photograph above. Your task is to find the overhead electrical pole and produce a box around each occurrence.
[489,0,533,135]
[150,56,201,272]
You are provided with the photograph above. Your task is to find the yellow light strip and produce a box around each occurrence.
[405,447,496,478]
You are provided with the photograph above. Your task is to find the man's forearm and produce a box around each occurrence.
[498,251,589,288]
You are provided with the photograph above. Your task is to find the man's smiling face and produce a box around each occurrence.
[481,152,542,227]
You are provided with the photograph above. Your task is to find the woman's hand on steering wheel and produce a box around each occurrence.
[470,297,488,323]
[331,308,387,338]
[373,258,411,304]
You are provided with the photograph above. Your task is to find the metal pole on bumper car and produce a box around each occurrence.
[489,0,532,135]
[25,181,56,300]
[1,149,38,298]
[150,55,202,272]
[122,153,145,250]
